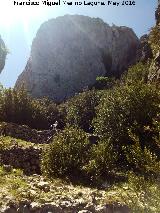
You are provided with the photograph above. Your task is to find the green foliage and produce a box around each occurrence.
[123,131,160,175]
[30,98,61,129]
[41,127,90,178]
[108,173,160,213]
[83,139,118,182]
[122,63,150,85]
[0,136,44,151]
[149,25,160,55]
[62,90,102,132]
[94,83,159,141]
[93,83,160,167]
[93,76,116,90]
[125,173,160,212]
[0,86,62,129]
[0,87,33,124]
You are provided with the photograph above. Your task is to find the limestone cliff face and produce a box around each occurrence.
[15,15,139,102]
[136,34,153,63]
[0,36,7,73]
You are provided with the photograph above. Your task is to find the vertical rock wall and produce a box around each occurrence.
[15,15,139,102]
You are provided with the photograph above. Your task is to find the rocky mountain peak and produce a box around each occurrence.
[15,15,139,102]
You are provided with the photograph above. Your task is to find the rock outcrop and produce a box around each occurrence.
[148,1,160,83]
[136,34,153,63]
[15,15,139,102]
[0,36,7,73]
[0,170,130,213]
[2,202,130,213]
[136,1,160,83]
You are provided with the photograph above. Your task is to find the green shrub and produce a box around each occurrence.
[149,25,160,55]
[93,83,160,166]
[124,173,160,212]
[30,97,61,129]
[109,172,160,213]
[0,86,62,130]
[122,62,150,85]
[63,90,102,132]
[0,87,32,124]
[41,127,90,178]
[83,139,118,182]
[123,131,160,175]
[93,76,116,90]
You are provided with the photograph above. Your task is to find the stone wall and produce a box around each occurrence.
[0,145,42,175]
[0,122,56,144]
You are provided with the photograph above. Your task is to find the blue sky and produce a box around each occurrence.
[0,0,157,88]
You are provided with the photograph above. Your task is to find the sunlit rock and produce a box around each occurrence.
[15,15,139,102]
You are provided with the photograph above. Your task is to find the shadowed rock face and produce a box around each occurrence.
[0,36,7,73]
[136,34,153,63]
[15,15,139,102]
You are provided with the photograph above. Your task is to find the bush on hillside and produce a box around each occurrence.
[82,138,118,182]
[93,76,116,90]
[0,87,32,124]
[93,83,160,166]
[0,86,62,130]
[149,25,160,54]
[63,90,102,132]
[122,62,150,85]
[123,130,160,176]
[41,127,90,178]
[30,98,61,129]
[114,172,160,212]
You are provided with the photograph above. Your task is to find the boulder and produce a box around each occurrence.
[15,15,139,102]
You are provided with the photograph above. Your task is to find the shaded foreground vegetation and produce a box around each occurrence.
[0,63,159,176]
[0,60,160,211]
[0,138,160,212]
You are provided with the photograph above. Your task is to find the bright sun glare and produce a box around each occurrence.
[0,0,45,28]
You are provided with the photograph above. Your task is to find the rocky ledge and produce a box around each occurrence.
[0,168,130,213]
